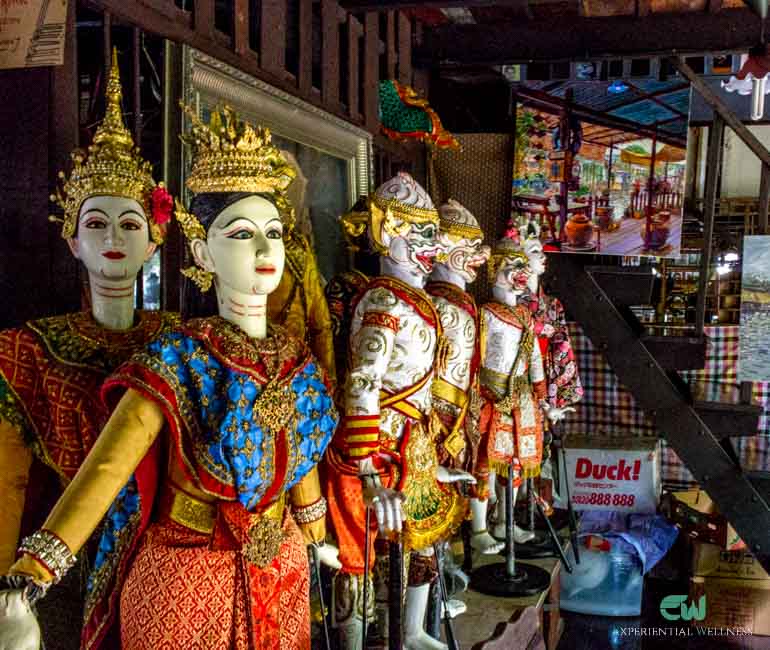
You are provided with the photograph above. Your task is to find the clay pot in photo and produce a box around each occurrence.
[595,206,614,231]
[565,213,594,247]
[641,216,670,250]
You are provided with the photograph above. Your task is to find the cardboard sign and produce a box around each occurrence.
[0,0,68,70]
[564,436,660,513]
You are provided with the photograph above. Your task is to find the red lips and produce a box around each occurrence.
[255,266,276,275]
[102,251,126,260]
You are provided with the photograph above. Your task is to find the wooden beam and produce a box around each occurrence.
[416,9,770,64]
[696,114,724,334]
[760,163,770,234]
[673,57,770,168]
[339,0,532,8]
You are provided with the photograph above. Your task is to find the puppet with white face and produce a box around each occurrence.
[325,174,474,650]
[0,51,179,650]
[0,107,339,650]
[426,200,500,557]
[478,238,552,544]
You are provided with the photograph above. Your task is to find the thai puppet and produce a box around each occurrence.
[425,200,501,556]
[0,106,341,650]
[324,196,379,395]
[478,236,567,543]
[0,50,179,650]
[510,215,580,509]
[324,173,476,650]
[513,215,583,413]
[266,150,336,383]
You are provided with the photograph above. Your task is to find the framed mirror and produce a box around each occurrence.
[181,46,373,282]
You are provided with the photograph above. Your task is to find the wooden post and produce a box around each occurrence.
[194,0,215,38]
[321,0,340,106]
[558,88,573,240]
[298,0,313,93]
[696,115,724,335]
[607,141,614,192]
[759,163,770,234]
[644,125,658,246]
[260,0,286,75]
[386,10,397,79]
[397,11,411,85]
[347,14,362,119]
[103,11,112,73]
[233,0,250,56]
[363,11,379,132]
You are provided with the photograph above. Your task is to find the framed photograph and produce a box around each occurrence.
[181,46,373,282]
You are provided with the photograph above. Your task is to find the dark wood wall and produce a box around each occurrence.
[0,0,426,326]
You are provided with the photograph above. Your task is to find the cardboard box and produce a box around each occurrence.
[665,490,746,551]
[689,576,770,636]
[691,543,769,580]
[564,436,660,513]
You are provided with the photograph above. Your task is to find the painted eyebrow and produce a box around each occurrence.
[220,216,283,229]
[118,209,146,221]
[80,208,109,220]
[220,216,254,229]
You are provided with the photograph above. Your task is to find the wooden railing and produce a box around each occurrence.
[91,0,423,134]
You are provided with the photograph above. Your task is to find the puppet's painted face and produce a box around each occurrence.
[198,195,285,296]
[524,237,546,277]
[438,233,491,283]
[388,220,444,276]
[496,254,531,294]
[68,196,155,282]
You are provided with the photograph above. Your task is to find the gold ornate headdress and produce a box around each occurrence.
[340,196,370,252]
[181,103,295,195]
[366,172,439,254]
[438,199,484,241]
[488,236,529,282]
[50,49,167,244]
[177,104,295,291]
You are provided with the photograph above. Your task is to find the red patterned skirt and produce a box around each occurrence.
[119,512,310,650]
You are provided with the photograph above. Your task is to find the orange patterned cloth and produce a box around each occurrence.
[323,447,387,574]
[119,512,310,650]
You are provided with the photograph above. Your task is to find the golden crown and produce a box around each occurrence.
[50,49,162,242]
[181,103,295,195]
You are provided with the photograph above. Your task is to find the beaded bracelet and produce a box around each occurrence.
[293,497,327,524]
[17,530,77,584]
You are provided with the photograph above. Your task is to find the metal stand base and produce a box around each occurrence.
[515,530,565,559]
[470,561,551,597]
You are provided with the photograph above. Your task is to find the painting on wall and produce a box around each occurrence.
[739,236,770,382]
[511,101,686,258]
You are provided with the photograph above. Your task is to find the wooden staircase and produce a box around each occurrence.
[544,254,770,573]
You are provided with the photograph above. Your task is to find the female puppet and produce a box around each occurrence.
[0,50,178,649]
[0,107,339,650]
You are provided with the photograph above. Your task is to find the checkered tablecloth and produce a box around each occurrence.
[564,324,770,490]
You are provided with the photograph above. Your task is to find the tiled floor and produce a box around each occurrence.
[557,578,770,650]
